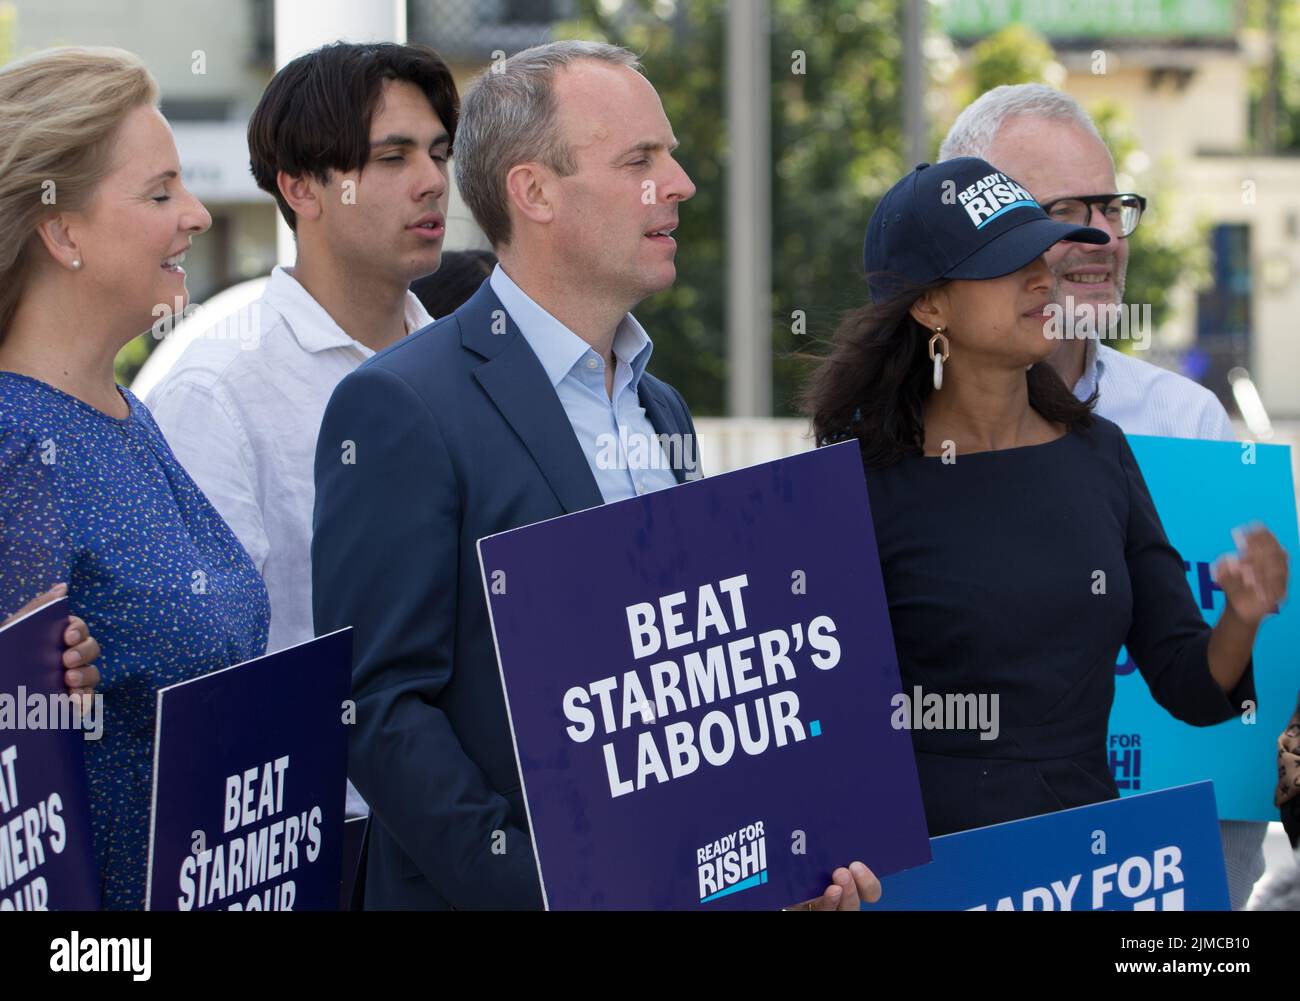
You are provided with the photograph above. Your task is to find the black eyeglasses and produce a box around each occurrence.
[1038,193,1147,238]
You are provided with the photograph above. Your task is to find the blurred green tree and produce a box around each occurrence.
[967,22,1056,96]
[768,0,909,415]
[1245,0,1300,152]
[114,329,154,386]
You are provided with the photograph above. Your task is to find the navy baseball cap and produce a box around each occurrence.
[864,157,1109,303]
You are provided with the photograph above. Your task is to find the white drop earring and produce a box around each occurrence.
[71,259,81,270]
[928,327,950,391]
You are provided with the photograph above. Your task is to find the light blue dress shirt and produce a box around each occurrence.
[1073,341,1235,441]
[489,264,681,504]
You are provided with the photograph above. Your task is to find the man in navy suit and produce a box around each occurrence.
[313,40,880,910]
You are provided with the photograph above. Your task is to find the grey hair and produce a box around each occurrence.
[454,40,642,248]
[938,83,1106,162]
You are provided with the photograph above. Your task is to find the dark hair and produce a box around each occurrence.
[797,277,1096,469]
[409,250,497,318]
[247,41,459,231]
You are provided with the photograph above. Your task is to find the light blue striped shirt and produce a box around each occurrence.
[1073,341,1235,442]
[489,264,680,504]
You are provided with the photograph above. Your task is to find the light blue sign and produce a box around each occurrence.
[875,782,1228,910]
[1109,435,1299,821]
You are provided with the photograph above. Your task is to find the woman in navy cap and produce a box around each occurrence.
[799,157,1289,838]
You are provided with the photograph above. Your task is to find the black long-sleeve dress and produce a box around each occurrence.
[863,416,1253,837]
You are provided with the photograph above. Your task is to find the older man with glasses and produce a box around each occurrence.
[939,84,1263,909]
[943,89,1230,439]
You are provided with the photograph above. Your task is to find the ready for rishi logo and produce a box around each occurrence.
[697,820,767,903]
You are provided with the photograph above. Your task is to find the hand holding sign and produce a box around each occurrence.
[2,584,101,707]
[787,860,882,911]
[1213,524,1290,625]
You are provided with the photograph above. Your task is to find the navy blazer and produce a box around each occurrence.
[312,281,698,910]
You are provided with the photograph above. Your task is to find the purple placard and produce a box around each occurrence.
[145,629,352,911]
[478,442,931,909]
[0,597,101,909]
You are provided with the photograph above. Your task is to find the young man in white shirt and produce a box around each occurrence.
[940,82,1266,910]
[147,42,459,817]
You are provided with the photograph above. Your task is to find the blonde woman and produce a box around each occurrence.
[0,48,269,909]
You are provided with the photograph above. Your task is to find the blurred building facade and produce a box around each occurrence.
[8,0,281,302]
